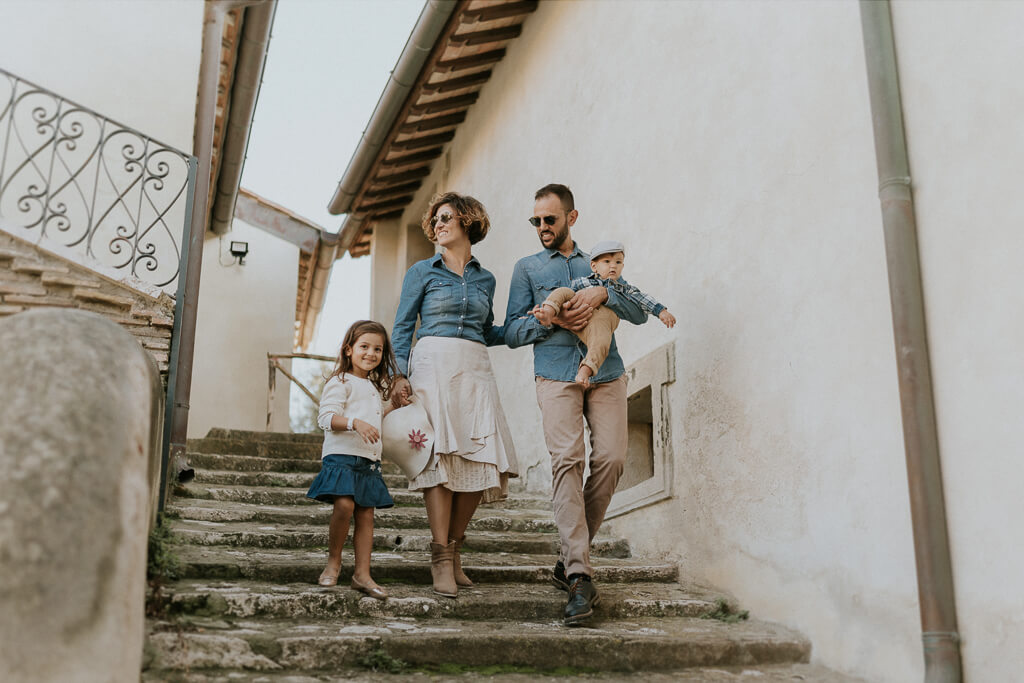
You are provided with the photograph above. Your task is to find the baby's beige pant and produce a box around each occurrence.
[543,287,620,375]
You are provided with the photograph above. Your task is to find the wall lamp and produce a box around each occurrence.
[229,240,249,265]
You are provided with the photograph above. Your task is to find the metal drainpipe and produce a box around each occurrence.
[210,0,277,235]
[859,3,962,681]
[161,0,270,510]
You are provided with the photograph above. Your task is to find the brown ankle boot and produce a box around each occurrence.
[429,541,458,597]
[450,535,473,587]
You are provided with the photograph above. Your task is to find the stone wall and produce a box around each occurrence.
[0,228,175,381]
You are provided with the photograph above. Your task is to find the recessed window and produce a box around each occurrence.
[606,341,675,518]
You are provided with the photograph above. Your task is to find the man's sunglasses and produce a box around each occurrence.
[528,215,559,227]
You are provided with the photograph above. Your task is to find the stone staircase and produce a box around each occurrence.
[0,229,175,378]
[143,429,859,681]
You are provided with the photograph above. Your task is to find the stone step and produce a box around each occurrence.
[187,437,324,460]
[167,499,560,533]
[167,519,628,558]
[173,545,677,585]
[159,579,727,622]
[140,663,864,682]
[174,482,549,510]
[194,468,408,489]
[206,428,325,444]
[143,615,809,674]
[186,452,325,473]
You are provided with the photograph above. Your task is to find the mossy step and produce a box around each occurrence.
[173,545,678,585]
[144,615,810,674]
[140,663,864,682]
[159,579,728,622]
[194,468,409,489]
[174,483,550,510]
[168,520,628,558]
[167,499,559,533]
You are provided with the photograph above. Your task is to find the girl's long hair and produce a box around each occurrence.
[329,320,399,400]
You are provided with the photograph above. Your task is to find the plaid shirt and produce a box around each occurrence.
[569,273,666,317]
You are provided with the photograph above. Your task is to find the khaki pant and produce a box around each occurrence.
[535,375,628,578]
[542,287,620,375]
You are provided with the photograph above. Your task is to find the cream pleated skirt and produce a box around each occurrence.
[407,336,518,503]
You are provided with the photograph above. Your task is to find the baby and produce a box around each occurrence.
[531,240,676,385]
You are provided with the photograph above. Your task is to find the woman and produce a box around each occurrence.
[391,192,518,598]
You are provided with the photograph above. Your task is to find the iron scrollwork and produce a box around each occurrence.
[0,68,196,292]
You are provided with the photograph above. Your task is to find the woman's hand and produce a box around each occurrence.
[391,377,412,408]
[352,418,380,444]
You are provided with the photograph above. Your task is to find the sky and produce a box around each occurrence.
[241,0,424,358]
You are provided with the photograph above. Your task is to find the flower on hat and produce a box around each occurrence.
[408,429,428,450]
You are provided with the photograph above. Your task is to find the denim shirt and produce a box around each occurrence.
[392,253,505,376]
[504,243,647,383]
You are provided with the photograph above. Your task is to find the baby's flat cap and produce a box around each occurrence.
[589,240,626,259]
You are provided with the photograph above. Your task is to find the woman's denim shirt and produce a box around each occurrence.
[392,254,505,376]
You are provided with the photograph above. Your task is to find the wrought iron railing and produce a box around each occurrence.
[0,68,197,293]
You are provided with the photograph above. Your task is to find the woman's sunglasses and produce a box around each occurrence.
[528,215,559,227]
[430,212,457,228]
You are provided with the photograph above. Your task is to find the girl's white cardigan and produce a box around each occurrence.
[317,374,387,461]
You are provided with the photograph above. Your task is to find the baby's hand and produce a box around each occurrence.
[352,419,380,445]
[659,309,676,328]
[531,304,555,326]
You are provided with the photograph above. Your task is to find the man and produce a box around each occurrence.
[505,183,647,625]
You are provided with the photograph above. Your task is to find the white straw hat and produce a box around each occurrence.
[381,398,434,480]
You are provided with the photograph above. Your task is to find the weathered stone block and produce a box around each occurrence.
[0,309,164,682]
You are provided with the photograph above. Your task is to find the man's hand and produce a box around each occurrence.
[391,377,412,408]
[659,309,676,328]
[552,287,606,332]
[571,286,608,309]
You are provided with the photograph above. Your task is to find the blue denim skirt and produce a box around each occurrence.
[306,454,394,509]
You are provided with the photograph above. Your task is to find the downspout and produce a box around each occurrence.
[162,0,274,508]
[859,4,962,682]
[327,0,457,253]
[300,232,339,351]
[210,0,277,235]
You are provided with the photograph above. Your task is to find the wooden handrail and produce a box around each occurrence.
[266,353,334,430]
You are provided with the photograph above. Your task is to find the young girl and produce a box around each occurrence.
[307,320,399,600]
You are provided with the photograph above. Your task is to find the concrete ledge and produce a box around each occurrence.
[0,308,164,682]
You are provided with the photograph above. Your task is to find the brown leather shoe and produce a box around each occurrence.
[350,576,388,600]
[450,535,473,587]
[430,540,458,597]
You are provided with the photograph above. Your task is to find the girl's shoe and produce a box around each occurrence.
[350,576,388,600]
[318,565,341,587]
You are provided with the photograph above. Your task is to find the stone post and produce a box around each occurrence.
[0,309,164,682]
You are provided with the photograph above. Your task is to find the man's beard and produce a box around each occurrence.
[539,225,569,251]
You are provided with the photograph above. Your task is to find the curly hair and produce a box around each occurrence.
[421,192,490,245]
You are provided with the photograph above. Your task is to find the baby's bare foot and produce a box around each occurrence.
[574,365,594,386]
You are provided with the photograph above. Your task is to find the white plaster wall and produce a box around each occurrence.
[391,1,928,681]
[0,0,203,151]
[890,2,1024,678]
[189,220,296,437]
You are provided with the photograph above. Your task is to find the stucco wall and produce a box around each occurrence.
[189,220,296,437]
[890,2,1024,679]
[378,1,1024,681]
[0,0,203,152]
